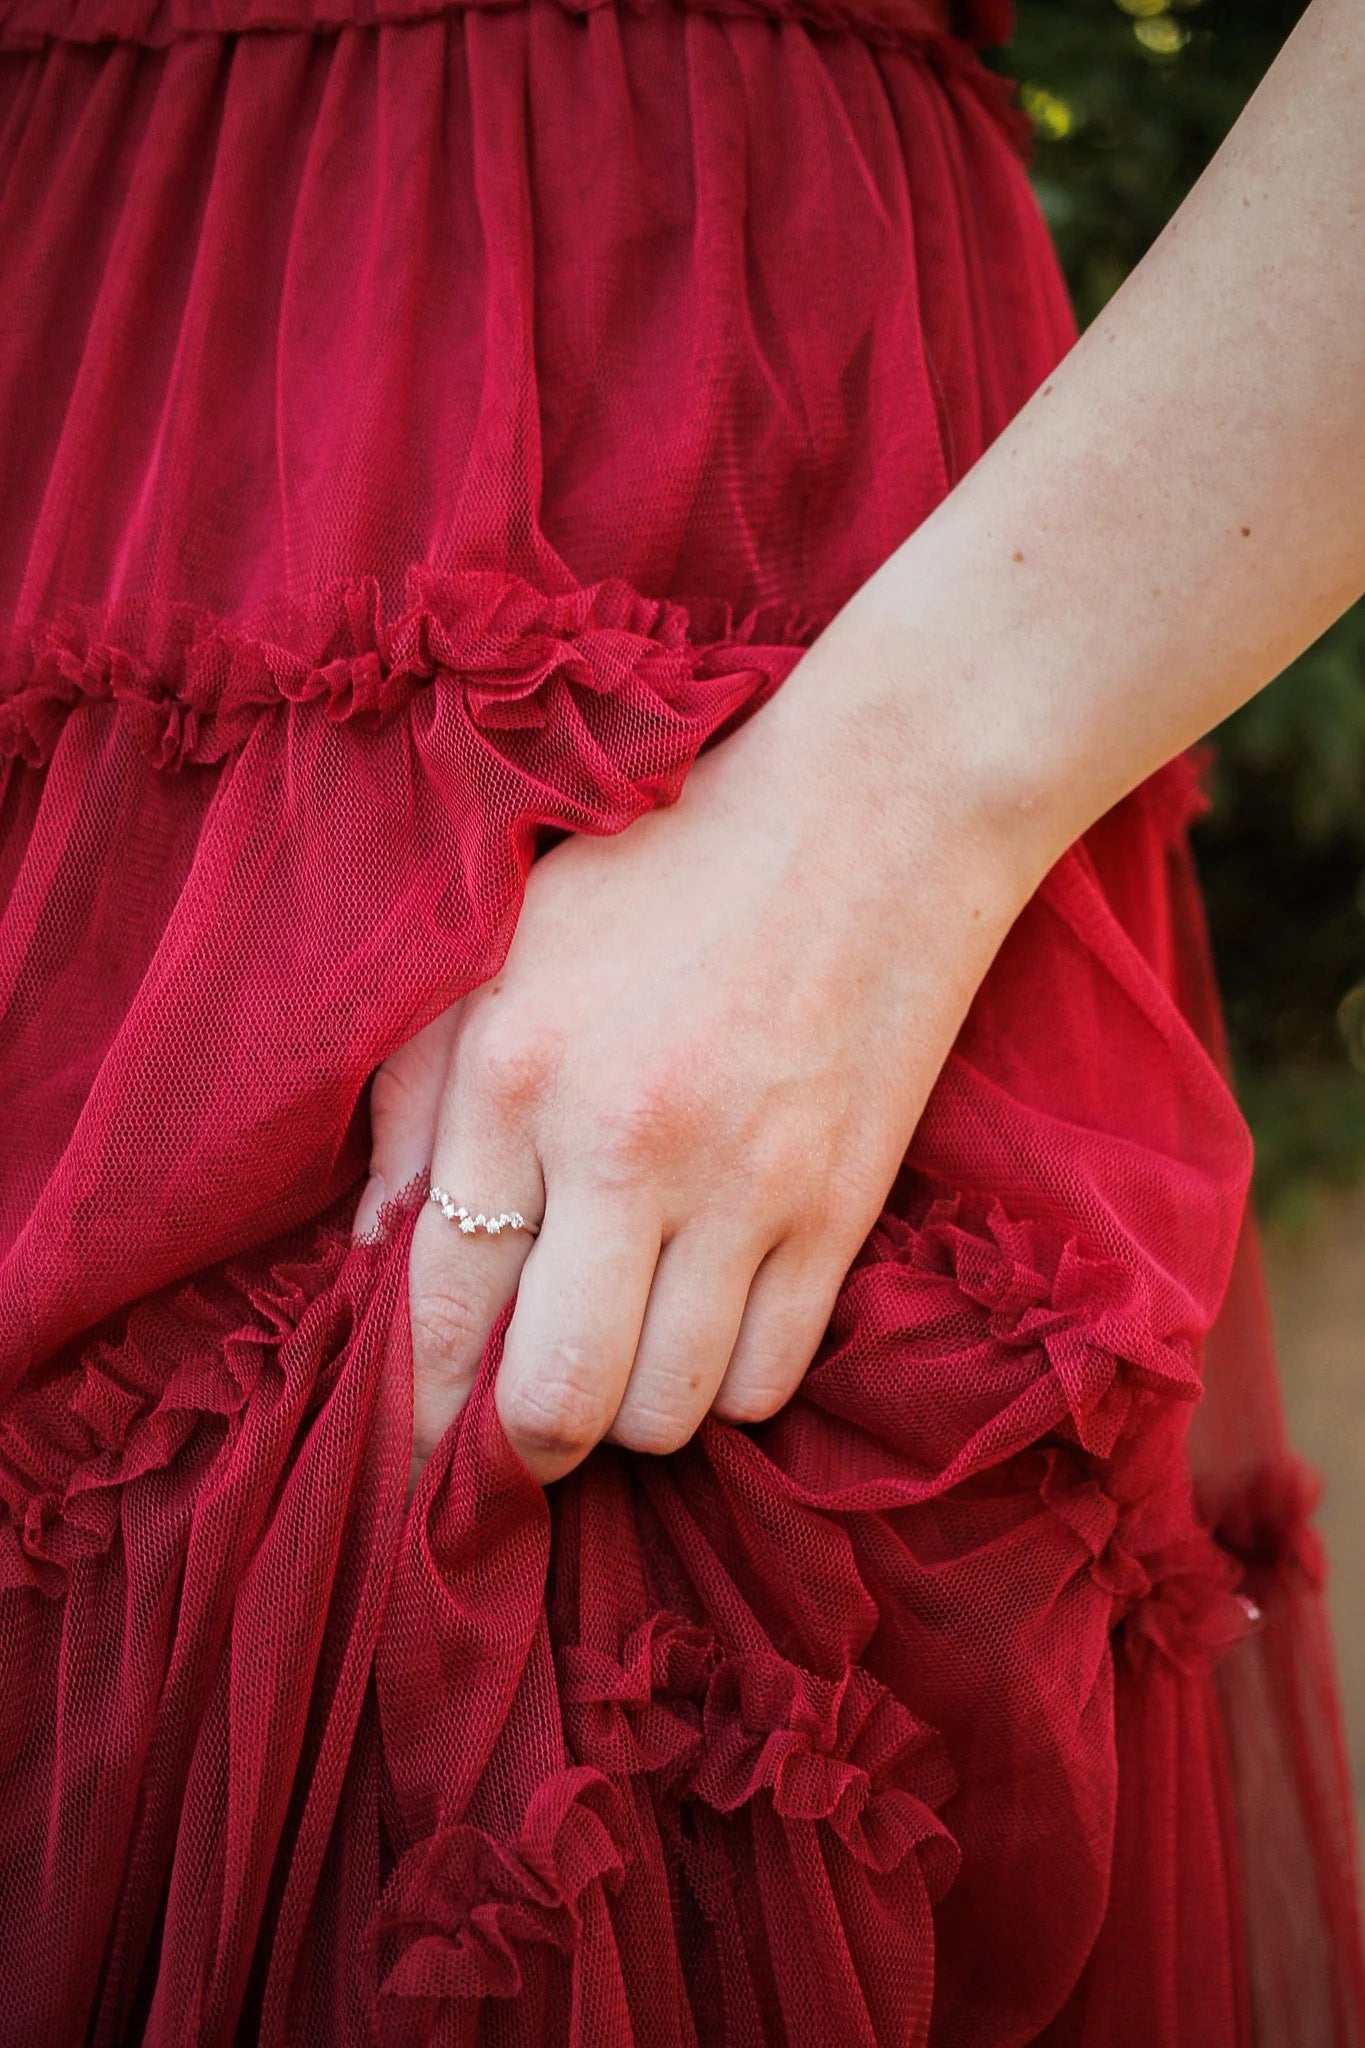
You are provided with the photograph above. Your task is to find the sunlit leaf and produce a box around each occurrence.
[1134,15,1190,52]
[1019,82,1076,139]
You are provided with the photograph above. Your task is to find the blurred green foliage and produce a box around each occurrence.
[999,0,1365,1226]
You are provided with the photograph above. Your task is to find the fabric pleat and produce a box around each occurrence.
[0,0,1361,2041]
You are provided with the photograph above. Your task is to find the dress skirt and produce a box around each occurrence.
[0,0,1361,2039]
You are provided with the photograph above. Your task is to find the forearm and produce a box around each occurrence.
[789,0,1365,889]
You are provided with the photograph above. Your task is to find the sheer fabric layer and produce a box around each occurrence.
[0,0,1010,57]
[0,6,1360,2045]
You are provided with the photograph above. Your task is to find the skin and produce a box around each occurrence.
[352,0,1365,1492]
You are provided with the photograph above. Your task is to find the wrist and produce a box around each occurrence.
[766,566,1084,924]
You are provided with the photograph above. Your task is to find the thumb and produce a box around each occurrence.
[352,999,465,1240]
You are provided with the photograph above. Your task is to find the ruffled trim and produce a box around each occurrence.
[901,1196,1203,1441]
[785,1190,1258,1677]
[559,1611,719,1784]
[1039,1448,1260,1676]
[0,565,819,774]
[1211,1453,1329,1598]
[0,0,1031,159]
[371,1640,957,2022]
[1112,1533,1259,1675]
[693,1650,959,1889]
[1040,1449,1332,1679]
[800,1192,1203,1501]
[371,1767,630,2009]
[0,1201,363,1594]
[0,0,992,54]
[561,1620,958,1886]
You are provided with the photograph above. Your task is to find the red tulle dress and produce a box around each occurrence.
[0,0,1361,2038]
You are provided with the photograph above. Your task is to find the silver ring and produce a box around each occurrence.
[429,1185,540,1238]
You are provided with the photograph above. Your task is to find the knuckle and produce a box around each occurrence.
[712,1365,800,1425]
[593,1077,702,1181]
[369,1007,460,1124]
[409,1279,485,1366]
[610,1399,698,1457]
[499,1355,606,1460]
[784,1178,877,1258]
[748,1126,826,1204]
[460,1013,557,1117]
[368,1053,422,1132]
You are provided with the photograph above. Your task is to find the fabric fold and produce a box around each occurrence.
[1,0,1361,2037]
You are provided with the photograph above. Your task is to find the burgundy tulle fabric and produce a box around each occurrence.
[0,0,1361,2039]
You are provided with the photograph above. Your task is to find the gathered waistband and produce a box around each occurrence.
[0,0,1013,57]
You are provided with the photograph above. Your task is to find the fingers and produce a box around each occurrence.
[408,1100,545,1474]
[415,1170,850,1488]
[495,1189,662,1485]
[501,1196,844,1477]
[607,1224,765,1455]
[353,1003,464,1241]
[415,1168,847,1484]
[390,989,862,1486]
[710,1235,848,1425]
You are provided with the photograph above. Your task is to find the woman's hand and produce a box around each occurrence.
[352,0,1365,1497]
[354,0,1365,1494]
[353,624,1047,1493]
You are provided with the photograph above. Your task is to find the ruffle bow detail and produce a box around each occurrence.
[693,1651,959,1890]
[372,1768,630,2012]
[802,1193,1204,1512]
[559,1611,718,1783]
[905,1197,1202,1449]
[1212,1453,1328,1598]
[560,1620,959,1890]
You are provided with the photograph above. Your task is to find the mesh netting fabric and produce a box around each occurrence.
[0,0,1361,2040]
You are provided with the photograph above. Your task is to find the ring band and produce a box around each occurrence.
[429,1184,540,1237]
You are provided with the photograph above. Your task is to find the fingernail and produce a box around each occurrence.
[352,1172,387,1242]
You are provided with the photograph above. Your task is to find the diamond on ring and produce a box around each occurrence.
[430,1186,538,1237]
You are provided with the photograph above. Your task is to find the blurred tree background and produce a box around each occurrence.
[997,0,1365,1226]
